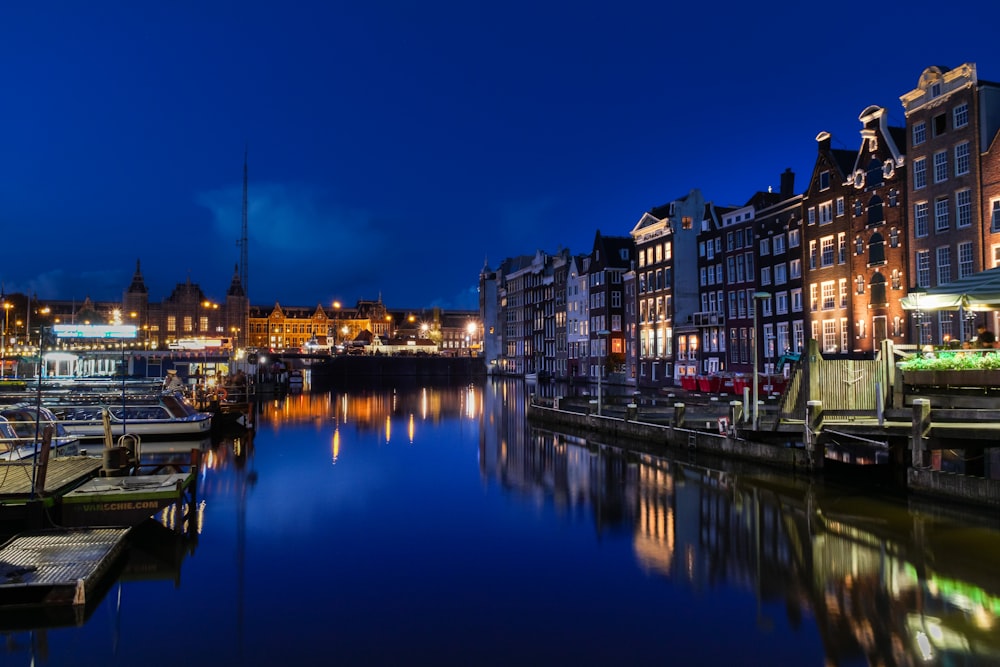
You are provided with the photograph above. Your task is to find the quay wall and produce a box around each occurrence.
[527,404,814,471]
[908,468,1000,509]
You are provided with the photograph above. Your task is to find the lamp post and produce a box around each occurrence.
[595,329,610,416]
[1,302,11,379]
[751,292,771,430]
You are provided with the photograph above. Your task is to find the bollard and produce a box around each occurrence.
[729,401,742,431]
[911,398,931,468]
[588,399,598,416]
[805,400,824,467]
[673,403,686,428]
[626,403,638,421]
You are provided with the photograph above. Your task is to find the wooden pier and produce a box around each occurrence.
[0,527,130,608]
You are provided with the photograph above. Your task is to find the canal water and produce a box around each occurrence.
[4,378,1000,666]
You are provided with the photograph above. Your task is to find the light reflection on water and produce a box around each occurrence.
[2,378,1000,666]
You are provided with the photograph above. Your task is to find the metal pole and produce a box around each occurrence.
[752,305,758,430]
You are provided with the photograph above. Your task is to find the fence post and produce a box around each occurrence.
[673,403,686,428]
[911,398,931,468]
[805,400,824,468]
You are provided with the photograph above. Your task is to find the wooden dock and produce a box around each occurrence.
[0,457,104,528]
[0,527,130,608]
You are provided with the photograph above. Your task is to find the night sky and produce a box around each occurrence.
[3,2,1000,311]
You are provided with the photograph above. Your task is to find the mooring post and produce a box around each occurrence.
[911,398,931,468]
[805,400,823,466]
[674,403,685,428]
[729,401,742,430]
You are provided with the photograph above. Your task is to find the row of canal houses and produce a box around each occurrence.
[479,63,1000,392]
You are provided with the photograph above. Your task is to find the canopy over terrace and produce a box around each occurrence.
[900,266,1000,342]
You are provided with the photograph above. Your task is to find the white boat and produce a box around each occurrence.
[0,405,83,461]
[45,390,213,440]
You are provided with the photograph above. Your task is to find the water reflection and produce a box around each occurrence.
[3,379,1000,665]
[474,378,1000,665]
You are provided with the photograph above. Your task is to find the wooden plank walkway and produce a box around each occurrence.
[0,457,103,498]
[0,527,130,607]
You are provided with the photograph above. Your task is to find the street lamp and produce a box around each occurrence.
[751,292,771,430]
[595,329,610,416]
[1,302,11,378]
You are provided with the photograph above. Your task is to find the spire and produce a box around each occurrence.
[127,258,148,294]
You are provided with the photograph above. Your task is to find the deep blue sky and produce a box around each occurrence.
[3,2,1000,311]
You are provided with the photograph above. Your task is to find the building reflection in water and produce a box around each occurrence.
[474,377,1000,665]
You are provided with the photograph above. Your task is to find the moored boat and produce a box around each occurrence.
[0,405,82,461]
[44,390,212,440]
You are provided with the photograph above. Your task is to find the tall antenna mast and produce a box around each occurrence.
[241,146,249,297]
[240,146,250,349]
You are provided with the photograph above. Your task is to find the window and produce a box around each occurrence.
[789,259,801,279]
[761,266,771,285]
[933,151,948,183]
[890,227,899,248]
[955,142,970,176]
[836,197,845,217]
[935,197,950,232]
[820,236,835,267]
[856,235,865,255]
[866,157,884,188]
[819,201,833,224]
[913,121,927,145]
[932,112,946,137]
[913,158,927,189]
[914,202,929,237]
[775,292,788,316]
[809,240,817,269]
[870,274,887,305]
[854,199,864,216]
[774,263,787,285]
[791,288,802,312]
[868,232,886,266]
[937,247,952,285]
[773,234,786,255]
[788,229,800,248]
[891,269,902,290]
[867,195,884,227]
[793,321,804,352]
[823,320,838,353]
[810,284,818,311]
[726,231,734,251]
[821,281,835,309]
[856,275,865,294]
[820,170,830,190]
[807,207,816,225]
[993,199,1000,233]
[959,241,974,279]
[957,190,971,228]
[759,238,770,255]
[916,250,931,288]
[838,232,846,264]
[839,278,848,308]
[889,189,898,207]
[954,103,969,128]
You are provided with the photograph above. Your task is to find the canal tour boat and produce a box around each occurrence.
[44,390,213,440]
[0,405,83,461]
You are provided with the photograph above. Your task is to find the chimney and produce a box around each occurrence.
[780,168,795,198]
